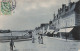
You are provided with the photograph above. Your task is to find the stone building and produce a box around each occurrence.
[52,0,80,40]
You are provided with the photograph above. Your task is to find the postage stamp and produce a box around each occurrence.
[1,1,12,15]
[0,0,16,15]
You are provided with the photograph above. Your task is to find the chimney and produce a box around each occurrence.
[53,13,55,20]
[68,0,71,10]
[60,8,62,13]
[69,0,71,3]
[49,21,52,24]
[58,9,60,14]
[62,4,66,13]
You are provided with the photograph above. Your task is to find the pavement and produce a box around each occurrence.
[43,36,79,51]
[0,33,80,51]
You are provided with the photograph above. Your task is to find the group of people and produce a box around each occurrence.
[32,33,43,44]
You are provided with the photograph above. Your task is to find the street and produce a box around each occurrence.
[0,33,80,51]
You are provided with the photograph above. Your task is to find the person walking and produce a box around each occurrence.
[32,36,35,43]
[10,38,15,51]
[38,35,41,44]
[40,34,43,44]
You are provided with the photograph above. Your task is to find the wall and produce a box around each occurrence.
[53,12,76,29]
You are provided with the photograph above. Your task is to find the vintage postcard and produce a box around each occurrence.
[0,0,80,51]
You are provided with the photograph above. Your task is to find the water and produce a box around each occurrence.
[0,32,28,36]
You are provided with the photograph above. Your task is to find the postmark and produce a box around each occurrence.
[0,0,16,15]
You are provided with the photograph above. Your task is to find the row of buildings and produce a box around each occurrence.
[35,0,80,40]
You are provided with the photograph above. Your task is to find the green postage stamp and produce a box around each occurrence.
[1,1,12,15]
[0,0,16,15]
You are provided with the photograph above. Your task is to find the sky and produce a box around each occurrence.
[0,0,79,30]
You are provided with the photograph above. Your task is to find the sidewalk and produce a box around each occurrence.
[42,36,79,51]
[52,37,80,42]
[32,31,80,51]
[0,34,79,51]
[31,35,79,51]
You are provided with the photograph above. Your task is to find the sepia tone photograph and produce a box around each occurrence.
[0,0,80,51]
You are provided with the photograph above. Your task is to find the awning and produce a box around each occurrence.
[39,30,43,34]
[49,31,53,33]
[47,30,54,33]
[58,27,73,33]
[45,32,48,34]
[54,32,58,34]
[45,31,53,34]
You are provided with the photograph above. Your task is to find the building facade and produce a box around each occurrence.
[52,0,80,40]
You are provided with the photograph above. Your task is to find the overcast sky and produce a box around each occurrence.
[0,0,78,30]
